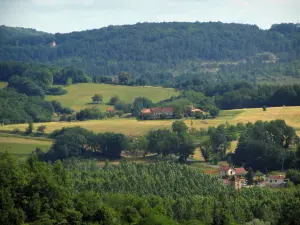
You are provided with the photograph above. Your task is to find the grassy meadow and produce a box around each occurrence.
[0,82,8,88]
[0,136,52,160]
[46,83,179,111]
[1,106,299,136]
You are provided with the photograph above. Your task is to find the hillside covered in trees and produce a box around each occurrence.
[1,22,300,85]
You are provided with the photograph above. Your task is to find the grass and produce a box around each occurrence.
[0,136,52,160]
[1,106,300,136]
[0,82,8,88]
[46,83,179,111]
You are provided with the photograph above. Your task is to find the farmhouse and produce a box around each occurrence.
[265,175,288,188]
[218,166,247,178]
[219,166,247,190]
[140,108,174,119]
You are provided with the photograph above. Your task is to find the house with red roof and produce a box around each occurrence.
[218,166,247,179]
[140,108,174,119]
[218,166,247,189]
[265,174,288,188]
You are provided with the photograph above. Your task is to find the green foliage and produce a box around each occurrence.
[172,121,188,133]
[1,23,299,84]
[76,107,104,121]
[91,93,103,104]
[109,95,120,105]
[25,122,34,134]
[233,120,297,171]
[36,125,46,134]
[132,97,154,117]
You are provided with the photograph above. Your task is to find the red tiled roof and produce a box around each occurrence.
[106,108,114,112]
[141,108,151,113]
[234,167,247,175]
[218,166,230,171]
[269,175,285,179]
[223,179,231,184]
[141,108,174,114]
[150,108,174,113]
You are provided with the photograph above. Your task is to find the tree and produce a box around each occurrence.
[26,122,34,134]
[92,94,103,104]
[246,167,254,185]
[118,72,131,84]
[66,77,73,86]
[131,97,154,117]
[209,106,220,118]
[37,125,46,134]
[172,121,188,133]
[109,95,120,105]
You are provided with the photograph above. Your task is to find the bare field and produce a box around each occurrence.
[46,83,179,111]
[1,106,300,136]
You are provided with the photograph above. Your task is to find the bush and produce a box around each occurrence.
[12,128,20,134]
[46,86,68,95]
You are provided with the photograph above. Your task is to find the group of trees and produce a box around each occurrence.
[2,152,300,225]
[233,120,298,171]
[38,127,127,161]
[146,121,195,161]
[1,22,299,83]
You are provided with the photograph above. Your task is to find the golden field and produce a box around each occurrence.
[1,106,300,136]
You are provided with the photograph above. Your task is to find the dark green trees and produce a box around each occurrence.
[233,120,297,171]
[92,93,103,104]
[132,97,154,117]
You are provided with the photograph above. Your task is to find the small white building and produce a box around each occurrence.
[265,175,288,188]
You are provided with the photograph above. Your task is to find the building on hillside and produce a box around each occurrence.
[265,175,288,188]
[50,41,56,47]
[106,107,114,113]
[218,166,247,178]
[186,105,208,118]
[140,108,174,119]
[218,166,247,190]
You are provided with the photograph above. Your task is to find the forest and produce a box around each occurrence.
[1,22,300,84]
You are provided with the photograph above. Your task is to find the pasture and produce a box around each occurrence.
[0,136,52,160]
[46,83,179,111]
[0,82,8,88]
[1,106,300,136]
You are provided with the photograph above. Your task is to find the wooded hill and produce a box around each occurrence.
[1,22,300,84]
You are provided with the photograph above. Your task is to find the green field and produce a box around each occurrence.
[0,82,8,88]
[2,106,300,136]
[46,83,179,111]
[0,136,52,160]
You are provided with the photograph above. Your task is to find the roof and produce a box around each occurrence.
[269,175,285,179]
[151,108,174,113]
[218,166,230,171]
[223,179,231,185]
[106,108,114,112]
[234,167,247,175]
[141,108,151,113]
[141,108,174,114]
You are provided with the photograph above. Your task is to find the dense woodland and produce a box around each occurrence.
[1,22,300,84]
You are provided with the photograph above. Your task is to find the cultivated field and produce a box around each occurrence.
[2,106,300,136]
[0,136,53,159]
[46,83,179,111]
[0,82,8,88]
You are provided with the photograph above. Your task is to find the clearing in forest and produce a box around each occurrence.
[46,83,179,111]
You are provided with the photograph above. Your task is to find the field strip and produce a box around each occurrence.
[0,136,52,145]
